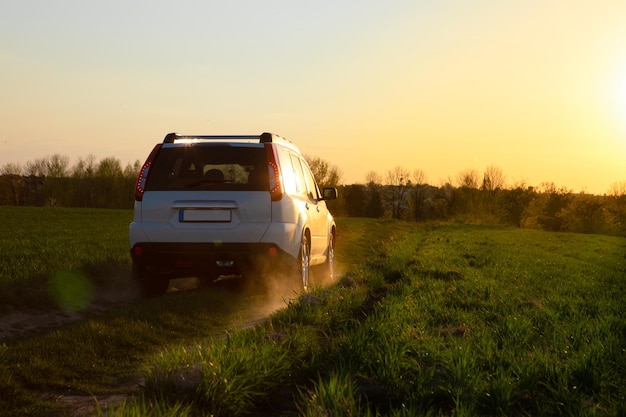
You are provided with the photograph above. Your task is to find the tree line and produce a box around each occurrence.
[2,155,625,236]
[310,162,626,237]
[0,154,141,208]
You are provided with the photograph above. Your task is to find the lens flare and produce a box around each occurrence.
[48,270,93,313]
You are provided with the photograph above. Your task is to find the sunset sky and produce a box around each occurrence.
[2,1,625,194]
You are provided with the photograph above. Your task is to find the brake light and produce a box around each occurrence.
[264,143,283,201]
[134,144,162,201]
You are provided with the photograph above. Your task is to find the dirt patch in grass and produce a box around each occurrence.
[0,283,141,341]
[1,272,330,416]
[0,309,83,340]
[48,393,135,417]
[42,374,146,417]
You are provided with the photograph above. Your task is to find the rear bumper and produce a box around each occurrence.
[130,242,294,279]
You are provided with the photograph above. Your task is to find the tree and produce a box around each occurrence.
[25,158,47,177]
[525,183,572,231]
[365,171,382,186]
[364,171,385,218]
[71,155,97,207]
[606,181,626,234]
[73,154,97,178]
[1,163,23,176]
[410,169,429,221]
[46,154,70,178]
[93,157,128,208]
[608,181,626,198]
[96,157,123,178]
[305,155,342,188]
[342,184,367,217]
[481,165,506,217]
[498,183,535,227]
[0,163,24,205]
[434,180,456,219]
[559,193,611,234]
[385,166,410,219]
[455,169,481,217]
[42,154,71,206]
[482,165,506,192]
[457,169,480,189]
[124,160,141,179]
[412,169,427,186]
[366,185,385,218]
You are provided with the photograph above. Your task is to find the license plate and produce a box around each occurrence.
[179,209,231,222]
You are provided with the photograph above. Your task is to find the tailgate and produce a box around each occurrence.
[139,191,272,243]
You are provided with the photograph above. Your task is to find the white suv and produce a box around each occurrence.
[129,132,337,296]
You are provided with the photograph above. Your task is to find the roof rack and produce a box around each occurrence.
[163,132,293,145]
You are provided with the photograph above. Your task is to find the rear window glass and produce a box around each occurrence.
[145,145,268,192]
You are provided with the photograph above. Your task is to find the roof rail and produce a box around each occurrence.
[260,132,292,144]
[163,132,295,146]
[163,133,259,144]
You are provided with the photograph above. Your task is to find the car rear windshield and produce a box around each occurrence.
[145,144,269,192]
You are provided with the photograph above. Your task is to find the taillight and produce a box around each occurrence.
[264,143,283,201]
[131,244,143,256]
[134,144,162,201]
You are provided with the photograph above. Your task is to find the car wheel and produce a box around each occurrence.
[132,264,170,297]
[300,233,311,291]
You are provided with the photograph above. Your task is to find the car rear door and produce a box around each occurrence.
[291,155,328,261]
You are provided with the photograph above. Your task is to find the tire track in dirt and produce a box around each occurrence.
[1,274,316,416]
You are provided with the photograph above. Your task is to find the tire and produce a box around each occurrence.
[132,264,170,297]
[299,233,311,291]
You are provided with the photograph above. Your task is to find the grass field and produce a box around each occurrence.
[0,206,625,416]
[0,206,133,313]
